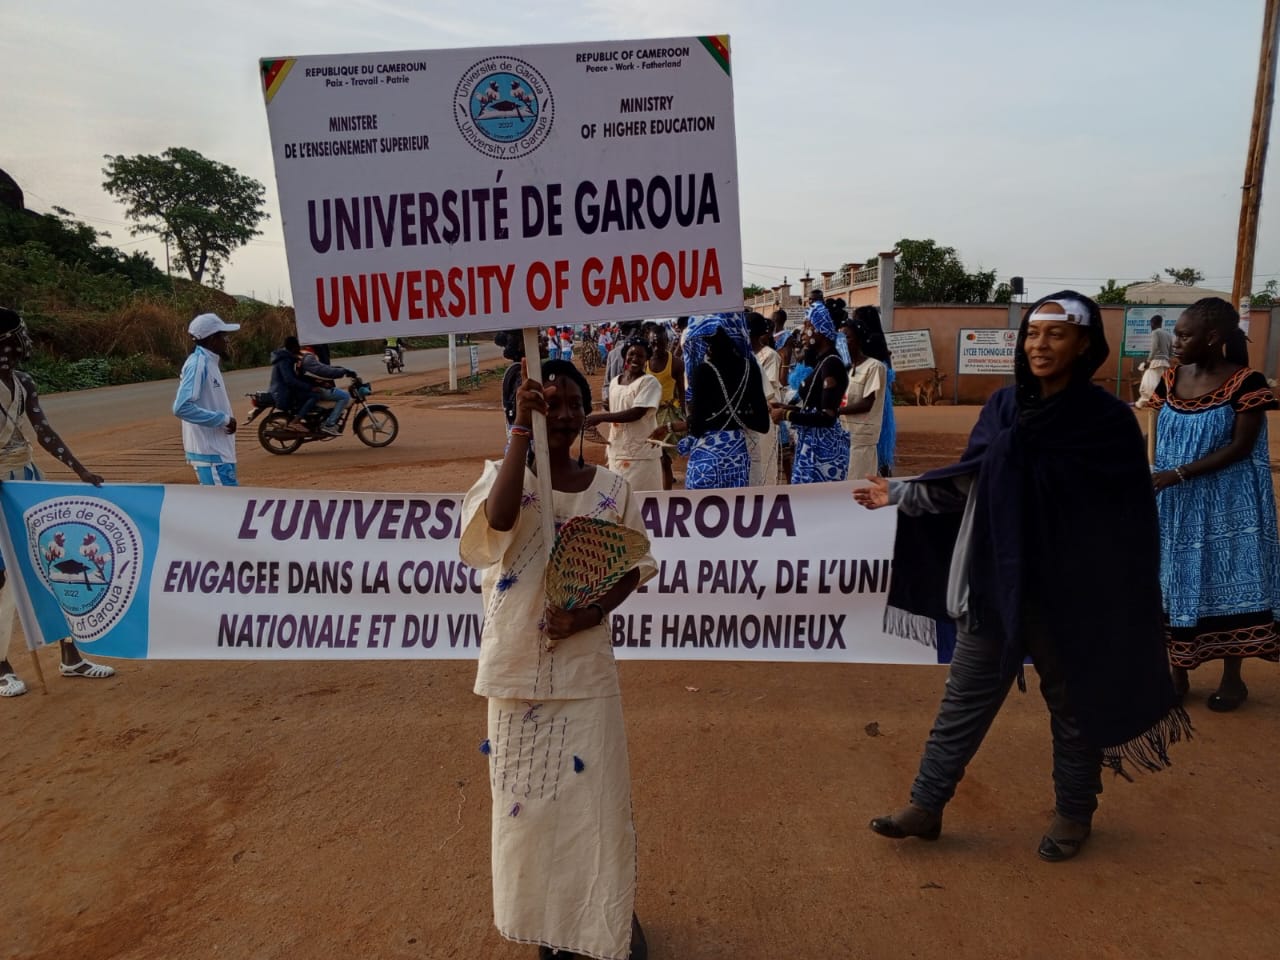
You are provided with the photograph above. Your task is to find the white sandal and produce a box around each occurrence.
[0,672,27,697]
[59,659,116,679]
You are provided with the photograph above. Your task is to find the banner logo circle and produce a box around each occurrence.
[25,497,143,643]
[454,57,554,158]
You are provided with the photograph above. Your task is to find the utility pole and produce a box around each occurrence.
[163,236,175,292]
[1232,0,1280,311]
[448,332,458,391]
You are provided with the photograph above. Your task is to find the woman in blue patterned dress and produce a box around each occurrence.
[771,300,850,484]
[1150,297,1280,711]
[668,313,770,489]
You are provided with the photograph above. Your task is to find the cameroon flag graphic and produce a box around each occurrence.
[260,58,296,104]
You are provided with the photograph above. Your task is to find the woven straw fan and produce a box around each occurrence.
[544,516,650,614]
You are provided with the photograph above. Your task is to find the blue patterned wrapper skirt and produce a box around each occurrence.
[791,423,850,485]
[682,429,751,489]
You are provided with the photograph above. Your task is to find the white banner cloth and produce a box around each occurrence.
[0,480,941,665]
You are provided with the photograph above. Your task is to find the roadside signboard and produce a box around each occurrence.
[1123,306,1187,358]
[957,328,1018,375]
[884,329,935,371]
[260,37,742,343]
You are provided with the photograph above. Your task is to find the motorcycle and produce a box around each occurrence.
[245,375,400,455]
[384,343,405,374]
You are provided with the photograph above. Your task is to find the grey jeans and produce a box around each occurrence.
[910,613,1103,824]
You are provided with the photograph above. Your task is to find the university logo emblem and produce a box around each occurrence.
[454,56,554,158]
[24,497,143,644]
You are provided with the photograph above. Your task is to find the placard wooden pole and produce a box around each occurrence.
[521,329,556,555]
[28,647,48,694]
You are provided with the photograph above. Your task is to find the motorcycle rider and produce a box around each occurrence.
[299,345,357,436]
[384,336,404,370]
[270,336,318,432]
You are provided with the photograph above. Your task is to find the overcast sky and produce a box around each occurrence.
[3,0,1276,304]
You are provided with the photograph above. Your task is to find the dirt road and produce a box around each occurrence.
[3,374,1277,960]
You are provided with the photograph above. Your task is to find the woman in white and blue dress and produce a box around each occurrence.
[771,300,851,484]
[669,313,770,489]
[461,359,655,960]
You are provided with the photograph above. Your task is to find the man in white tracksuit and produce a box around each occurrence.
[173,313,239,485]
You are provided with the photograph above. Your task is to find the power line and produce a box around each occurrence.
[74,213,131,227]
[743,259,808,271]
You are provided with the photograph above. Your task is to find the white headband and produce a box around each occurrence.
[1029,298,1092,327]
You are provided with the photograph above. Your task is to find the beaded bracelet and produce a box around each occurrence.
[1174,465,1188,483]
[509,424,532,439]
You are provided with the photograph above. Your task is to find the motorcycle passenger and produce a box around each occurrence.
[300,345,356,436]
[270,336,317,432]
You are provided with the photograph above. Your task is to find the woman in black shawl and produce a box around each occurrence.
[854,291,1189,862]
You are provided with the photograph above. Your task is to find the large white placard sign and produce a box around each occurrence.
[0,481,940,666]
[884,329,935,371]
[957,328,1018,375]
[260,37,743,343]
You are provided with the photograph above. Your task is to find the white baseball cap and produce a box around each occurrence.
[1028,298,1092,327]
[188,313,241,340]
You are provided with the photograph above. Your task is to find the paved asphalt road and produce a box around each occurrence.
[40,342,504,432]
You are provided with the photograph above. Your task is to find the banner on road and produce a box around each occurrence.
[260,37,743,344]
[884,329,935,372]
[0,480,940,665]
[957,328,1018,375]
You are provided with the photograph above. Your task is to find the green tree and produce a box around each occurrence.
[992,282,1013,304]
[1164,266,1204,286]
[893,238,996,304]
[1250,278,1279,306]
[1095,279,1129,305]
[743,283,767,299]
[102,147,268,286]
[0,205,165,290]
[0,205,166,310]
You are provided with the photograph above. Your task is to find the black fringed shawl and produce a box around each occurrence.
[887,292,1190,777]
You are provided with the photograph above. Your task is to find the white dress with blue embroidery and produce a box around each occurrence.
[460,461,656,960]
